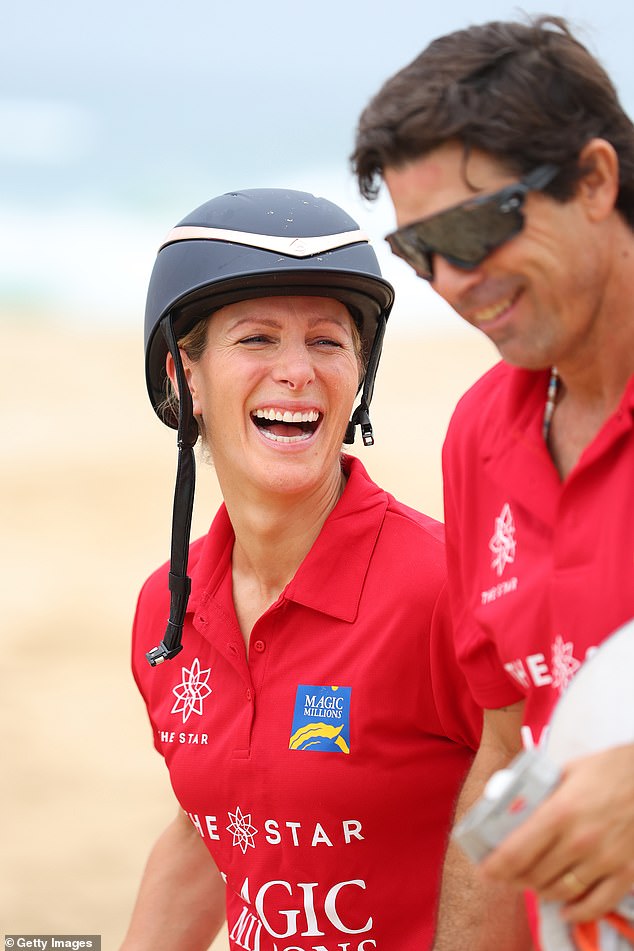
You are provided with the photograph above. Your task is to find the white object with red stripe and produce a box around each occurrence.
[539,619,634,950]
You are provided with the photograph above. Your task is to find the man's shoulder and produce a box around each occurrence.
[446,360,546,449]
[453,359,510,414]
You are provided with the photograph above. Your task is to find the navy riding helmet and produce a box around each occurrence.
[143,188,394,666]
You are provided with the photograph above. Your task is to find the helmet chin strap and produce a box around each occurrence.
[344,314,387,447]
[146,313,199,666]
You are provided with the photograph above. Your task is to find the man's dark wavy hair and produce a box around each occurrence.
[352,16,634,227]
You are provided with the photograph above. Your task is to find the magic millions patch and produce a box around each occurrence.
[289,685,351,753]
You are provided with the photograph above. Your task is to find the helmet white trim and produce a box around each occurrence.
[161,226,371,257]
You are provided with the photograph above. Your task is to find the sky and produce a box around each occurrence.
[1,0,632,334]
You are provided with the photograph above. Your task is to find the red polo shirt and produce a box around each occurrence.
[132,456,480,950]
[443,362,634,746]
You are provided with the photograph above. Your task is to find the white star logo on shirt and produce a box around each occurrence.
[227,806,258,854]
[551,635,581,693]
[171,658,212,723]
[489,503,517,577]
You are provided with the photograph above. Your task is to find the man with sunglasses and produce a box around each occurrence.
[352,14,634,951]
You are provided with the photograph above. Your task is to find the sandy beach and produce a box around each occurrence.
[1,319,497,948]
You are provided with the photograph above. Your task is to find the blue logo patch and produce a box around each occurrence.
[289,685,351,753]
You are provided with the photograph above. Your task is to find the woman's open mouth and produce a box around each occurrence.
[251,407,322,443]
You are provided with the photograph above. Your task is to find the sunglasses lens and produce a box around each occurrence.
[386,232,434,279]
[388,188,524,277]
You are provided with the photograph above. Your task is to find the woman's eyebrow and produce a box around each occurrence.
[226,316,281,331]
[227,315,351,332]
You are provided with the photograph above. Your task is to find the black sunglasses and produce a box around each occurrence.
[386,163,560,281]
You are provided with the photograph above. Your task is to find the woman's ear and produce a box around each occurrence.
[165,351,179,394]
[576,138,620,223]
[165,350,202,415]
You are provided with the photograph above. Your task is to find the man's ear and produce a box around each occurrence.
[576,138,620,222]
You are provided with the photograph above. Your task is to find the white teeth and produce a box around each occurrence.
[251,407,321,444]
[260,429,313,444]
[253,408,320,423]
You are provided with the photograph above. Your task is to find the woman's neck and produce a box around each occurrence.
[222,462,347,642]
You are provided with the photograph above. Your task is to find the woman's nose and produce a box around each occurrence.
[272,341,315,389]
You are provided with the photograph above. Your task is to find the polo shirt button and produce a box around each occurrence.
[253,639,265,653]
[246,688,253,702]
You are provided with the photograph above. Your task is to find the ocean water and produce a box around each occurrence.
[3,0,630,338]
[0,132,460,337]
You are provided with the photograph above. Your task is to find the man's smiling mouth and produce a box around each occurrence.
[251,407,322,443]
[471,290,521,325]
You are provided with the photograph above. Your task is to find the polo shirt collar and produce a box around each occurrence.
[186,455,388,624]
[480,367,634,519]
[481,368,559,513]
[283,456,388,622]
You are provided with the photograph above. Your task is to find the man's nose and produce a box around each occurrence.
[430,254,484,313]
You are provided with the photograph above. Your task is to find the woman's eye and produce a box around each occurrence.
[239,335,272,345]
[312,337,343,348]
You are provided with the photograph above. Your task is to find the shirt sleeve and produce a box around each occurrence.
[429,582,483,750]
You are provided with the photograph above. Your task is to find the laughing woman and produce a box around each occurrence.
[121,189,480,951]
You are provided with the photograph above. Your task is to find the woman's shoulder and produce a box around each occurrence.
[372,494,447,597]
[136,533,208,612]
[383,492,445,548]
[345,455,445,550]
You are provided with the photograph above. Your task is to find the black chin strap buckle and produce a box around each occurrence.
[147,639,184,666]
[343,315,386,447]
[344,403,374,446]
[359,415,374,447]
